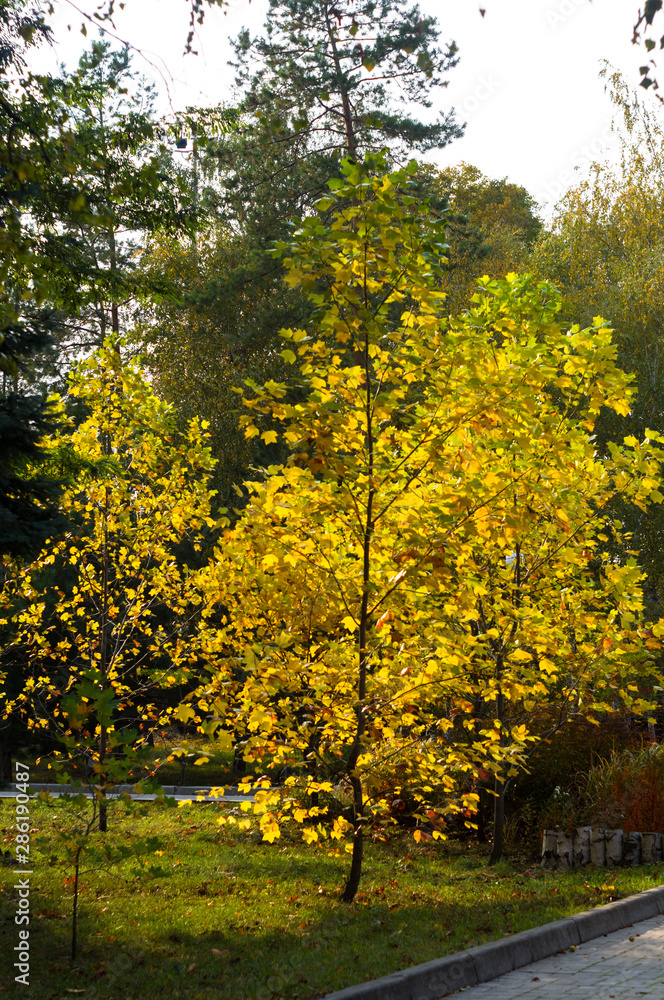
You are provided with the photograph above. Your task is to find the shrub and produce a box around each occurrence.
[583,743,664,832]
[503,717,648,850]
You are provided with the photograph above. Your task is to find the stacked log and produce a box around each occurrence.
[573,826,591,866]
[589,827,605,867]
[642,832,663,864]
[542,827,664,868]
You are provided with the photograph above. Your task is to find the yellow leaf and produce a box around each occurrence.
[510,649,533,662]
[261,819,281,844]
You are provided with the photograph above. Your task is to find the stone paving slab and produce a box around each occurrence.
[457,913,664,1000]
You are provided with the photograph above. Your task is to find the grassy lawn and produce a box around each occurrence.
[1,798,662,1000]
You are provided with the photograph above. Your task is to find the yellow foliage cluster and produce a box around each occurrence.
[189,157,662,895]
[3,155,664,901]
[1,344,219,783]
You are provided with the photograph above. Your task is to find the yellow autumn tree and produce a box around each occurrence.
[1,343,218,830]
[188,155,663,900]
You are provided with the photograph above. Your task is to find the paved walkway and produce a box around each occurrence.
[458,913,664,1000]
[0,782,253,803]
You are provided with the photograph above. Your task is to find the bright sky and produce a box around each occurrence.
[32,0,655,215]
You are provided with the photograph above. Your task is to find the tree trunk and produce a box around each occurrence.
[99,717,108,833]
[475,786,488,844]
[233,744,246,775]
[341,775,363,902]
[324,4,357,158]
[71,856,80,960]
[341,311,373,904]
[489,772,506,864]
[488,644,508,864]
[98,483,110,834]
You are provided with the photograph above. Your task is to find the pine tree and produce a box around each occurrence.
[198,0,464,351]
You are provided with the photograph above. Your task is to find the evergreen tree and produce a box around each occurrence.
[18,40,195,396]
[0,32,197,554]
[197,0,464,350]
[0,0,68,561]
[231,0,462,158]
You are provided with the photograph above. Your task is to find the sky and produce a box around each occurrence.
[30,0,656,216]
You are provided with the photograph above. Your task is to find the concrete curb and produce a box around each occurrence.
[318,883,664,1000]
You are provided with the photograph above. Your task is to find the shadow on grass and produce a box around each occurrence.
[2,899,485,1000]
[1,866,636,1000]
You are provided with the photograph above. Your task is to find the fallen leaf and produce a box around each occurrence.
[188,963,197,972]
[211,948,229,958]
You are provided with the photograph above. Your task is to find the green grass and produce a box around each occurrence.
[1,798,662,1000]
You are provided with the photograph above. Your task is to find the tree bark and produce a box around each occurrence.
[324,3,357,158]
[341,775,364,902]
[233,744,246,775]
[488,680,506,865]
[341,276,373,904]
[98,484,110,834]
[488,541,521,865]
[71,852,81,959]
[489,772,506,865]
